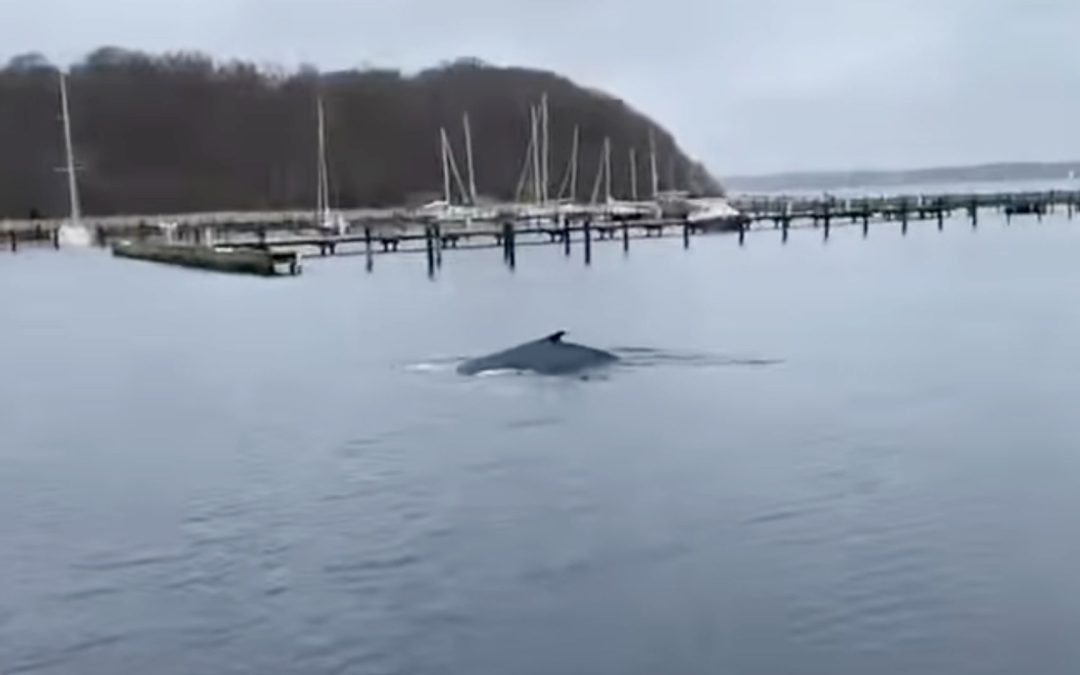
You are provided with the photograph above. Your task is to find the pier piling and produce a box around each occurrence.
[434,224,443,268]
[682,220,691,249]
[507,223,516,269]
[622,220,630,254]
[425,226,436,278]
[583,218,593,265]
[563,218,571,256]
[364,226,373,273]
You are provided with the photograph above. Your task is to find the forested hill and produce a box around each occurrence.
[0,48,721,218]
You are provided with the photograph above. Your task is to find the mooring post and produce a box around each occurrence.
[8,230,16,253]
[583,218,592,266]
[364,226,373,272]
[621,219,630,254]
[562,217,571,256]
[781,217,789,244]
[434,224,443,268]
[937,201,944,231]
[738,220,746,246]
[682,217,691,249]
[425,225,436,277]
[506,222,516,270]
[52,227,60,250]
[823,216,830,242]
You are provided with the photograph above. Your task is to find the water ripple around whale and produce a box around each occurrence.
[610,346,783,369]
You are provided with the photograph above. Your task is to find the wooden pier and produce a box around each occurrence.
[4,188,1077,277]
[728,189,1079,229]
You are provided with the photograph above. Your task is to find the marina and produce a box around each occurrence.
[5,187,1077,278]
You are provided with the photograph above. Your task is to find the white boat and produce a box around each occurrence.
[685,197,745,230]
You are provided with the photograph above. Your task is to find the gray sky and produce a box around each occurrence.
[3,0,1078,176]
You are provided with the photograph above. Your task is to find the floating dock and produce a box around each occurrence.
[111,241,300,276]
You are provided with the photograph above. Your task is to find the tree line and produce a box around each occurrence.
[0,48,721,218]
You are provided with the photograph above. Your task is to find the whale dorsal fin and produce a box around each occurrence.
[544,331,567,343]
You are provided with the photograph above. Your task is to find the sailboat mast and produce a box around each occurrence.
[515,128,536,203]
[629,147,638,201]
[440,128,452,205]
[649,129,659,198]
[589,140,605,204]
[59,72,81,227]
[541,93,549,204]
[569,125,579,202]
[463,112,477,205]
[530,105,542,204]
[316,95,330,221]
[603,138,612,204]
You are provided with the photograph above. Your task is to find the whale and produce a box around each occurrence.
[457,331,619,376]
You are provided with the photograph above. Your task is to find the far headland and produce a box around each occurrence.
[724,161,1080,193]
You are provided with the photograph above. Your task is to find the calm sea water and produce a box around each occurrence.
[2,208,1080,675]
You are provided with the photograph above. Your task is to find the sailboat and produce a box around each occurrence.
[315,96,348,236]
[418,115,494,224]
[56,72,92,247]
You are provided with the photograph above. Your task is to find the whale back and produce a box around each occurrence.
[457,332,616,375]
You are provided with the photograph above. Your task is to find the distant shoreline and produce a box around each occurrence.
[724,161,1080,193]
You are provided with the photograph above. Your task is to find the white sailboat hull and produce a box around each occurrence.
[57,223,92,247]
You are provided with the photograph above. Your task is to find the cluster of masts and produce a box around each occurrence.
[54,73,685,241]
[437,93,671,209]
[313,89,679,225]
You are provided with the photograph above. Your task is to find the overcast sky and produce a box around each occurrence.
[3,0,1077,176]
